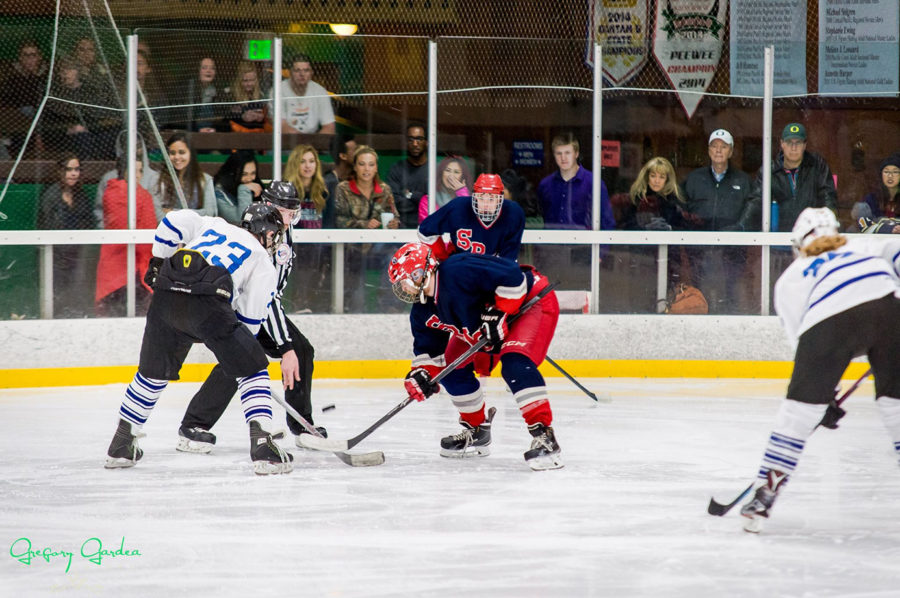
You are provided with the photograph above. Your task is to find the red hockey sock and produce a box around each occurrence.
[521,399,552,428]
[459,405,486,428]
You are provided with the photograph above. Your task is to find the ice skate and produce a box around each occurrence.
[524,423,564,471]
[249,421,293,475]
[740,470,788,533]
[440,407,496,458]
[295,425,328,449]
[105,419,143,469]
[175,425,216,454]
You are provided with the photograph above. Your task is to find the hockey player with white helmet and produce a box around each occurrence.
[740,207,900,531]
[104,204,293,475]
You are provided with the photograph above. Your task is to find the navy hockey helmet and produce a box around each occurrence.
[241,203,285,256]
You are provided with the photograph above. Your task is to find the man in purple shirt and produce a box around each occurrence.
[537,133,615,230]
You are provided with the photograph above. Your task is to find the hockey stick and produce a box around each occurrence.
[298,282,558,453]
[707,368,872,516]
[271,389,385,467]
[544,356,601,402]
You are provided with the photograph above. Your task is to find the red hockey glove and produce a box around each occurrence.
[479,307,508,352]
[404,368,439,402]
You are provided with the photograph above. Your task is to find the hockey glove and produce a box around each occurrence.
[405,368,439,402]
[144,256,164,288]
[479,307,508,352]
[818,400,847,430]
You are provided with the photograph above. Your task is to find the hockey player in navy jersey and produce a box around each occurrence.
[741,207,900,532]
[175,181,325,454]
[417,173,524,261]
[104,205,294,475]
[387,242,563,470]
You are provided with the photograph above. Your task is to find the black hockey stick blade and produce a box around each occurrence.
[545,356,600,402]
[301,282,561,453]
[271,389,385,466]
[707,483,754,516]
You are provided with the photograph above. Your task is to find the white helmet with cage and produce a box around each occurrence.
[791,207,840,252]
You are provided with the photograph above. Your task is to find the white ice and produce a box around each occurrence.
[2,377,900,597]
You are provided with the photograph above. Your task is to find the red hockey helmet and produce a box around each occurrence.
[387,242,438,303]
[472,173,504,224]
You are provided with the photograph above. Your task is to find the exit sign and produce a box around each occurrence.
[247,39,272,61]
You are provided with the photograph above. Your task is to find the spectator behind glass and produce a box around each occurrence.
[500,168,544,229]
[278,54,335,135]
[418,156,472,222]
[156,132,217,219]
[1,40,48,156]
[862,153,900,219]
[95,154,157,317]
[37,153,97,317]
[228,61,270,133]
[177,57,227,133]
[537,133,615,230]
[747,122,838,232]
[386,122,428,229]
[285,144,327,228]
[323,133,357,227]
[72,36,109,95]
[213,150,263,225]
[622,157,688,230]
[94,131,162,227]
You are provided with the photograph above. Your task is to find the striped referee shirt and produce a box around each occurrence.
[261,225,296,353]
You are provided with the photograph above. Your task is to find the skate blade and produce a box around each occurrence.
[252,460,294,475]
[104,456,138,469]
[175,437,214,454]
[742,515,764,534]
[526,452,564,471]
[440,446,491,458]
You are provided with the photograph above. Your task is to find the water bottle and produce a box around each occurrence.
[770,201,779,232]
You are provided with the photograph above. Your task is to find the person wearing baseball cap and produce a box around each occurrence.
[682,128,756,312]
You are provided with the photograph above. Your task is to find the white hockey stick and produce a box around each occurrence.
[271,389,384,467]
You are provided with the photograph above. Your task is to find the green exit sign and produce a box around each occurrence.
[247,40,272,61]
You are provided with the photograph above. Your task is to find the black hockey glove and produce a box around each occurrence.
[818,400,846,430]
[480,307,508,352]
[144,256,164,288]
[405,368,439,402]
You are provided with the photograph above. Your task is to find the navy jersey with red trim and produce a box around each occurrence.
[409,253,533,357]
[417,196,525,261]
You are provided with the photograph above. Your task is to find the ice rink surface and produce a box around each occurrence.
[2,377,900,597]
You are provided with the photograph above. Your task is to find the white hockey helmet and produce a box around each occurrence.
[790,207,839,251]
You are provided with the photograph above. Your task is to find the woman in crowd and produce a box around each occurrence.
[182,56,227,133]
[156,132,216,219]
[213,150,263,224]
[862,153,900,219]
[622,156,688,231]
[285,144,327,228]
[228,61,270,133]
[334,146,400,312]
[417,156,471,222]
[95,154,157,317]
[37,153,96,317]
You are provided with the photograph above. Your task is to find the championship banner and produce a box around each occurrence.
[730,0,807,96]
[588,0,650,86]
[818,0,899,96]
[652,0,728,119]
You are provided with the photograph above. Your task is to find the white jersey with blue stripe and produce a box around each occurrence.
[774,236,900,350]
[152,210,276,335]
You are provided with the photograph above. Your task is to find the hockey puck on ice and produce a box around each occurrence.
[322,404,336,412]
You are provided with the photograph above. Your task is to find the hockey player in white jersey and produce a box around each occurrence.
[104,205,294,475]
[741,207,900,532]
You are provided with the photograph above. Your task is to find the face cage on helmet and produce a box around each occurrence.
[264,200,301,227]
[391,266,430,303]
[472,192,504,224]
[260,227,285,257]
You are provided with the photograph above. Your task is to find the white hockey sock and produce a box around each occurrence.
[877,396,900,466]
[238,370,273,426]
[118,372,168,429]
[757,399,827,481]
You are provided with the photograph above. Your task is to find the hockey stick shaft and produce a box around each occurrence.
[271,389,384,467]
[302,282,558,453]
[545,356,599,402]
[707,368,872,516]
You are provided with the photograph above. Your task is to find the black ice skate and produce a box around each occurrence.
[105,419,143,469]
[440,407,496,458]
[249,420,294,475]
[524,423,564,471]
[740,470,788,533]
[294,425,328,448]
[176,425,217,454]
